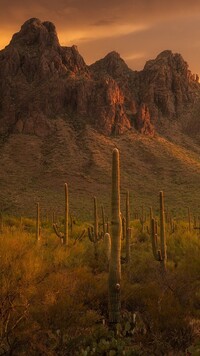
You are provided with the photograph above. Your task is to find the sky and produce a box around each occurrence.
[1,0,200,74]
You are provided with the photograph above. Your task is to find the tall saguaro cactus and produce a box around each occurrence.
[64,183,69,246]
[150,191,167,272]
[108,148,122,324]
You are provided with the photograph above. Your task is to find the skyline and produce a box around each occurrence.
[1,0,200,74]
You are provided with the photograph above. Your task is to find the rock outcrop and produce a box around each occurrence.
[0,19,199,138]
[140,50,200,122]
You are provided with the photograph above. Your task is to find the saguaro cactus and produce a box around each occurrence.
[151,191,167,272]
[53,223,64,242]
[88,196,103,257]
[140,205,145,233]
[36,202,40,241]
[52,183,69,245]
[108,148,122,324]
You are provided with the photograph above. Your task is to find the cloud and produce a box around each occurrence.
[2,0,200,32]
[91,18,119,27]
[1,0,200,74]
[60,23,149,45]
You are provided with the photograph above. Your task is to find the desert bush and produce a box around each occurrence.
[1,216,200,355]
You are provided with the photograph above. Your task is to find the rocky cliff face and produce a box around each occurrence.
[140,50,200,123]
[0,18,199,138]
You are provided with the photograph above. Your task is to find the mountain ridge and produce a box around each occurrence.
[1,18,200,217]
[1,18,199,138]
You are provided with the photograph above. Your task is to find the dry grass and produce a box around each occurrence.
[1,118,200,220]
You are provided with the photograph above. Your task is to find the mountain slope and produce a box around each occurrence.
[1,122,200,219]
[1,18,200,218]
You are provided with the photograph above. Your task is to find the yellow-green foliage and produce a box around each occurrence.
[1,216,200,355]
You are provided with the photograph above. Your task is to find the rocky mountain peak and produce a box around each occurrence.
[9,18,60,49]
[0,19,200,139]
[141,50,200,120]
[90,50,131,79]
[144,50,189,77]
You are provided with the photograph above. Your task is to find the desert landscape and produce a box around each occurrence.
[1,10,200,356]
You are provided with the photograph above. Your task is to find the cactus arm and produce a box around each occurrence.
[53,223,64,240]
[73,229,86,245]
[97,232,104,241]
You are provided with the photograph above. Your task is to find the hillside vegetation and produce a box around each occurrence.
[1,193,200,355]
[1,125,200,219]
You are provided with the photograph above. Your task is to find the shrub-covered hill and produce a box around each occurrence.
[1,215,200,355]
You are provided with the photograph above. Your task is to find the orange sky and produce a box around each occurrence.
[1,0,200,74]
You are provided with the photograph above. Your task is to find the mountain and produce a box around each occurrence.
[1,18,200,218]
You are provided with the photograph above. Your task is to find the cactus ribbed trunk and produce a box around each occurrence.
[108,148,122,324]
[151,218,159,260]
[64,183,69,246]
[36,202,40,241]
[160,191,166,271]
